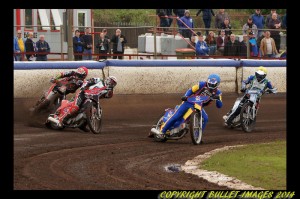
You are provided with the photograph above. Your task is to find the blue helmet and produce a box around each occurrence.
[207,74,221,90]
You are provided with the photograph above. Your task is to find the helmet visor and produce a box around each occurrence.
[207,78,218,89]
[255,71,266,82]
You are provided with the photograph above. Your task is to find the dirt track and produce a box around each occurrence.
[14,93,286,190]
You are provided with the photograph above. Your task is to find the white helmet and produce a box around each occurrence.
[105,76,117,88]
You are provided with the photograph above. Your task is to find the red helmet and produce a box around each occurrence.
[76,66,88,79]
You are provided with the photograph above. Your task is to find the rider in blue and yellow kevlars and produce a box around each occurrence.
[151,74,223,136]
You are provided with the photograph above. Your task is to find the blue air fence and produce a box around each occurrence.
[14,60,286,98]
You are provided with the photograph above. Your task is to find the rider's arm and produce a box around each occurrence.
[266,80,275,89]
[55,71,76,79]
[241,75,255,89]
[215,90,223,108]
[184,81,206,97]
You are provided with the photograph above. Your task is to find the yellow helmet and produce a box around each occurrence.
[257,66,267,74]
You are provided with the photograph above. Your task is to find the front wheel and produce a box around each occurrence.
[86,102,103,134]
[190,112,203,145]
[240,102,256,132]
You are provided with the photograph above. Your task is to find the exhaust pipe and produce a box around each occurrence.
[47,117,62,127]
[151,128,162,135]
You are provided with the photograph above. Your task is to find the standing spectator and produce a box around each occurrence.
[215,9,230,29]
[178,10,194,40]
[195,34,209,58]
[282,13,287,29]
[242,17,258,39]
[96,32,109,60]
[73,29,84,61]
[196,9,215,36]
[219,17,232,40]
[267,13,281,52]
[239,34,248,57]
[216,29,228,56]
[251,9,265,38]
[260,31,278,58]
[224,34,240,57]
[248,32,258,57]
[111,29,127,60]
[25,32,36,61]
[205,31,217,55]
[156,9,169,32]
[166,9,173,29]
[82,27,93,60]
[14,30,26,61]
[102,29,111,58]
[35,35,50,61]
[266,9,281,27]
[173,9,186,34]
[257,31,265,57]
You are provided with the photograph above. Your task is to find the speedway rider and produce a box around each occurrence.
[30,66,88,112]
[223,66,277,126]
[151,74,223,137]
[47,76,117,132]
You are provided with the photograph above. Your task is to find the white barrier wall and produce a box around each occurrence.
[14,66,286,98]
[108,67,236,94]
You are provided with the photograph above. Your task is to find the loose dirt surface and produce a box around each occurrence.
[14,93,286,190]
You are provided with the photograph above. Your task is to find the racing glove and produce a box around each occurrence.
[211,95,220,100]
[240,88,246,93]
[181,96,188,101]
[50,77,57,83]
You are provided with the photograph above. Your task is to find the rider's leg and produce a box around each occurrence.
[161,102,192,134]
[202,109,208,132]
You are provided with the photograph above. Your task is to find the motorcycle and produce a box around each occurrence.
[29,76,81,116]
[223,87,277,132]
[150,95,214,145]
[45,80,106,134]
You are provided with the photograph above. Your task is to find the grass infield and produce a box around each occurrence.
[201,140,286,189]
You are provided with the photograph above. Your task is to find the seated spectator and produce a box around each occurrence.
[260,31,278,58]
[224,34,239,57]
[219,17,232,40]
[205,31,217,55]
[195,34,209,58]
[216,29,228,56]
[187,33,197,49]
[242,17,258,39]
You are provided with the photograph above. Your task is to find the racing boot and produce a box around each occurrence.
[79,121,90,132]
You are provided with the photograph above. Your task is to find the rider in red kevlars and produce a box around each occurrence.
[47,76,117,132]
[50,66,89,92]
[30,66,89,113]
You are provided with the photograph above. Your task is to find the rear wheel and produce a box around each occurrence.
[240,102,256,132]
[190,112,203,145]
[86,102,103,134]
[153,116,167,142]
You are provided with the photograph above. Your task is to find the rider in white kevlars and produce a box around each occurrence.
[224,66,277,126]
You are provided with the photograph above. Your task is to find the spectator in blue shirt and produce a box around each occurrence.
[73,30,84,61]
[251,9,265,38]
[196,33,209,58]
[178,10,194,41]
